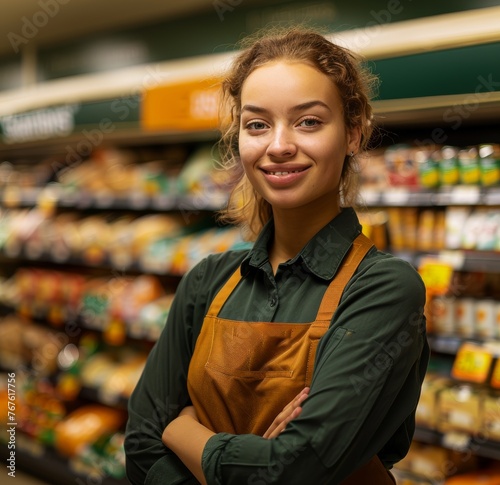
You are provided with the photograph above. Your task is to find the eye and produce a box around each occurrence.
[245,121,268,131]
[298,117,321,128]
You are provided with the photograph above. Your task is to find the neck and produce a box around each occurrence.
[269,204,340,273]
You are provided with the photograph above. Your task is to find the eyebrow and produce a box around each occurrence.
[241,100,331,114]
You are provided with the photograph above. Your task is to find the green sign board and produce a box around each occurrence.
[0,95,141,145]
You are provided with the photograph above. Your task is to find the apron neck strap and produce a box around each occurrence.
[206,232,374,320]
[316,232,374,321]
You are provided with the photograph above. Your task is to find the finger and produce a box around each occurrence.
[263,388,311,438]
[268,406,302,439]
[281,387,310,414]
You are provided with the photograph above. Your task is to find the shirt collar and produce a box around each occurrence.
[241,208,362,280]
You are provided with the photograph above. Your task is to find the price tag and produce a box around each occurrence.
[381,189,410,205]
[442,431,471,451]
[418,258,454,294]
[450,186,480,205]
[451,342,493,383]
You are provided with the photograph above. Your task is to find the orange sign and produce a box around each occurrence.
[142,77,223,131]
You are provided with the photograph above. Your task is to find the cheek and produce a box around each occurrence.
[238,137,262,166]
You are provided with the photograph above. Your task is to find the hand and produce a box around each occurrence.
[263,387,309,439]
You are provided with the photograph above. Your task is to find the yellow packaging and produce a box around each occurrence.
[418,209,435,251]
[386,208,405,250]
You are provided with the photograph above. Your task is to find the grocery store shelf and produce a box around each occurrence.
[0,438,127,485]
[360,186,500,207]
[0,186,227,212]
[427,334,468,355]
[414,426,500,461]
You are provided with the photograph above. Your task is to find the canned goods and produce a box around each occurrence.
[439,146,460,186]
[479,144,500,186]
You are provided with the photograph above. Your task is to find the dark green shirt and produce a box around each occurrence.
[125,208,429,485]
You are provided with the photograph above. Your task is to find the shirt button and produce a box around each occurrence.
[270,298,277,307]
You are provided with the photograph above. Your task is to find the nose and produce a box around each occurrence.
[266,127,297,158]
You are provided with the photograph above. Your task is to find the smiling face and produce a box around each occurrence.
[238,61,360,221]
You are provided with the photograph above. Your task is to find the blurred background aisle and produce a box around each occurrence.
[1,1,500,485]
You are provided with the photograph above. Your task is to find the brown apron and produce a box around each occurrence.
[187,233,395,484]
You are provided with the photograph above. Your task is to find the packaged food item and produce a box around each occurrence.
[481,392,500,442]
[433,210,447,250]
[445,207,471,249]
[54,404,126,457]
[99,354,147,404]
[78,215,112,265]
[436,384,482,435]
[476,212,500,251]
[47,212,82,262]
[458,146,481,185]
[475,299,497,338]
[357,210,388,250]
[438,146,461,186]
[384,144,418,187]
[386,208,405,250]
[0,315,66,375]
[133,293,175,340]
[415,374,450,429]
[479,144,500,186]
[415,148,440,188]
[417,210,435,251]
[397,441,477,482]
[455,298,476,338]
[401,208,419,250]
[177,144,229,201]
[462,210,489,250]
[429,296,456,335]
[357,149,389,192]
[77,432,126,479]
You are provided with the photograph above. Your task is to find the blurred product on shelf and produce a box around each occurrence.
[0,208,247,273]
[357,210,389,250]
[0,315,66,374]
[395,440,478,483]
[416,372,500,445]
[443,464,500,484]
[54,404,126,457]
[75,431,127,480]
[385,144,420,187]
[415,374,453,431]
[359,143,500,192]
[426,272,500,338]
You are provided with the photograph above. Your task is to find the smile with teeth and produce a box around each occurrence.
[264,168,307,175]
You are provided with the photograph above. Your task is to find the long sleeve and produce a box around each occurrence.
[124,250,247,484]
[201,257,429,485]
[124,260,205,485]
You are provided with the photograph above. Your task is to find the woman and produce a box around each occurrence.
[125,27,429,485]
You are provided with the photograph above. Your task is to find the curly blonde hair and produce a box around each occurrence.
[217,26,377,240]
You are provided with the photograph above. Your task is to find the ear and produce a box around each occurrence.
[346,125,362,156]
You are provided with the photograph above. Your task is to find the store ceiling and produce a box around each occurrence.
[0,0,218,57]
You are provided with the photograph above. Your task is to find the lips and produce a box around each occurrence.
[261,166,309,176]
[259,165,310,186]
